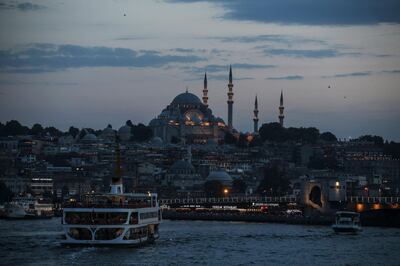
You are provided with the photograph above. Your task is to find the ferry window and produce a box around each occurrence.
[139,212,158,220]
[68,228,92,240]
[130,212,138,224]
[65,212,128,225]
[95,228,125,240]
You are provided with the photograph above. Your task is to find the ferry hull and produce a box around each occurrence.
[332,225,361,234]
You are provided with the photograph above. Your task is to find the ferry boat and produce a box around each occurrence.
[4,195,53,219]
[332,211,361,234]
[61,141,161,246]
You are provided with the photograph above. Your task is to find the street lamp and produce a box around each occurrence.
[223,188,229,197]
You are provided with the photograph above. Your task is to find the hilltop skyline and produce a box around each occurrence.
[0,0,399,140]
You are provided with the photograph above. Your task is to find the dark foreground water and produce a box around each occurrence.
[0,218,399,266]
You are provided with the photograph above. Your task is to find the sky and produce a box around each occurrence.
[0,0,399,141]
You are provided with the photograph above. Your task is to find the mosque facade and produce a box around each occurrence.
[149,68,233,144]
[149,66,285,144]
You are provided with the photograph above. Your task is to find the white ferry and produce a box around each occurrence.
[61,142,161,246]
[332,211,361,234]
[4,196,53,219]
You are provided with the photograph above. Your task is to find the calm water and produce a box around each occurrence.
[0,218,399,265]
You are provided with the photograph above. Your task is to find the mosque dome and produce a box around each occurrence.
[207,170,232,183]
[171,92,202,106]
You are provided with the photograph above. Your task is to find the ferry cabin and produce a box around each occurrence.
[62,193,161,245]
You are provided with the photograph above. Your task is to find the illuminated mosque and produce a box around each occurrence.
[149,66,285,144]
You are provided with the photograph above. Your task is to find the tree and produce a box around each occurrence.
[44,126,63,137]
[259,122,285,142]
[319,131,337,142]
[357,135,384,146]
[204,180,224,197]
[126,120,133,127]
[2,120,29,136]
[224,131,236,145]
[68,126,80,138]
[132,123,153,142]
[384,141,400,159]
[257,165,289,196]
[249,135,263,147]
[30,123,44,136]
[236,133,248,148]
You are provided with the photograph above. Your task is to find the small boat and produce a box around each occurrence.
[4,196,53,219]
[332,211,361,234]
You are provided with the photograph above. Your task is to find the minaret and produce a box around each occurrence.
[279,90,285,127]
[202,72,208,108]
[227,65,234,130]
[110,136,124,194]
[253,94,259,134]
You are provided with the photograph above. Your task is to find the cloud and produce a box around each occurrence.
[0,2,45,11]
[182,63,276,75]
[185,74,253,81]
[381,69,400,74]
[322,69,400,78]
[212,34,325,45]
[263,48,338,58]
[166,0,400,25]
[322,72,372,78]
[0,43,205,73]
[266,75,303,80]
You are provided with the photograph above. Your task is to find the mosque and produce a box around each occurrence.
[149,66,285,144]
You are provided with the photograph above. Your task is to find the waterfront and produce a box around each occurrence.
[0,218,399,265]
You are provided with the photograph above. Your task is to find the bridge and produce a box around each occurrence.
[160,196,400,208]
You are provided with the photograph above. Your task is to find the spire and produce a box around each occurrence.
[202,72,208,107]
[186,86,188,93]
[229,65,232,84]
[227,65,234,130]
[253,94,259,134]
[279,90,285,127]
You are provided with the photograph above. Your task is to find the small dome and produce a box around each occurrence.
[103,126,114,134]
[118,125,131,134]
[171,92,202,106]
[151,137,163,146]
[82,133,97,142]
[207,170,232,182]
[118,125,131,141]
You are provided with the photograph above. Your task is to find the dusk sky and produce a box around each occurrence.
[0,0,399,140]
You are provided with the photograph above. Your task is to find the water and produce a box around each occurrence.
[0,218,399,265]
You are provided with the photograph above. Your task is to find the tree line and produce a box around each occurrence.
[0,120,153,142]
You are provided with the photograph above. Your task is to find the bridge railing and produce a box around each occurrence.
[160,196,400,205]
[160,196,298,205]
[349,196,400,204]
